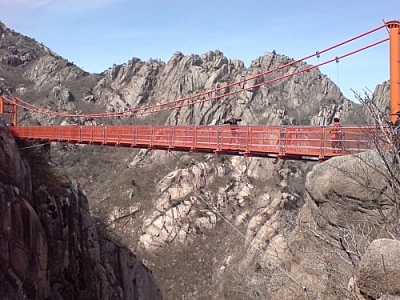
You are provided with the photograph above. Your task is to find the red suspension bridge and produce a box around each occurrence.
[1,21,399,161]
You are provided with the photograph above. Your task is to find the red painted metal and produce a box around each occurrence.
[0,96,3,115]
[8,125,384,161]
[2,23,397,161]
[387,21,400,121]
[0,96,17,125]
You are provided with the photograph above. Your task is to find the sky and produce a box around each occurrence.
[0,0,399,103]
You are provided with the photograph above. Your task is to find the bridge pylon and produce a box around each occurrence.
[387,20,400,122]
[0,97,17,125]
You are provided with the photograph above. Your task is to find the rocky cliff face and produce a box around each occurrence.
[1,19,397,300]
[0,120,162,299]
[285,151,400,299]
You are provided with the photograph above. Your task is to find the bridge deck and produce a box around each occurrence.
[8,125,385,161]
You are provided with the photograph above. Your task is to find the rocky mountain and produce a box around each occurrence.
[1,20,398,300]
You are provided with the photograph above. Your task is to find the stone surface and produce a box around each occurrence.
[357,239,400,299]
[0,120,162,299]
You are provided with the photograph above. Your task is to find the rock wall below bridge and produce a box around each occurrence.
[0,120,162,300]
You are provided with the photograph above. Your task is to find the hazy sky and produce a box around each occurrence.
[0,0,399,102]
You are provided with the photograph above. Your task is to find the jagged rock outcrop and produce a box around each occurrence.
[0,120,162,299]
[279,151,400,299]
[86,48,355,128]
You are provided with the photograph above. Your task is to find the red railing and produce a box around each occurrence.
[8,125,386,161]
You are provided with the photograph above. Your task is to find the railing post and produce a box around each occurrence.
[319,126,326,161]
[90,123,93,143]
[192,126,196,151]
[170,126,174,149]
[278,126,286,158]
[150,126,154,148]
[116,125,120,145]
[246,126,251,154]
[132,125,136,147]
[216,126,222,154]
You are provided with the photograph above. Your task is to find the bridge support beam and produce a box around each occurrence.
[12,98,17,126]
[0,96,17,125]
[0,96,4,115]
[388,20,400,122]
